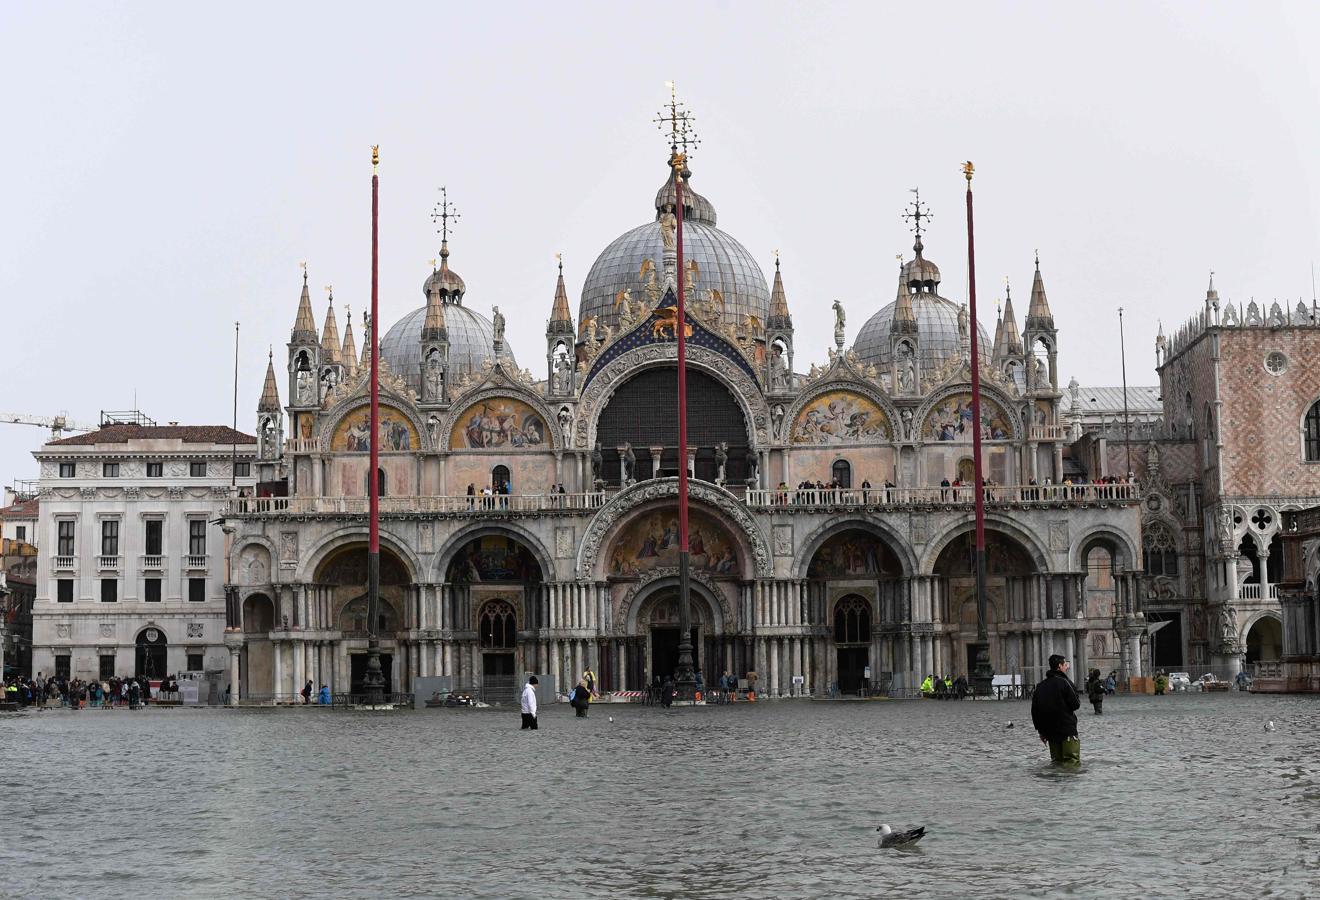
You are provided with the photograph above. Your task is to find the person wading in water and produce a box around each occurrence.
[1031,654,1081,766]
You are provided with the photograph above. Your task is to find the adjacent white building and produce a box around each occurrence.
[30,418,256,682]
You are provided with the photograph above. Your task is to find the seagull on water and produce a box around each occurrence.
[877,824,927,849]
[1265,720,1276,732]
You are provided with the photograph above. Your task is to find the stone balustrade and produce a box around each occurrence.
[745,482,1140,509]
[225,492,609,518]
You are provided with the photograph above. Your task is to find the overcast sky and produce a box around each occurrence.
[3,2,1318,485]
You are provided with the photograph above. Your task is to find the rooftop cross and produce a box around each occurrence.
[431,186,461,245]
[654,81,699,163]
[903,188,933,238]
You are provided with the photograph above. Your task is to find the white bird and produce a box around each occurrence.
[608,716,614,723]
[877,824,927,849]
[1006,722,1015,729]
[1265,720,1276,732]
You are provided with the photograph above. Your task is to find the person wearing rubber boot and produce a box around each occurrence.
[1032,654,1081,766]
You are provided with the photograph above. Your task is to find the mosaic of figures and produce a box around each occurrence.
[608,509,739,577]
[807,530,901,578]
[450,398,548,450]
[791,390,891,444]
[448,536,542,583]
[331,406,419,452]
[924,393,1012,442]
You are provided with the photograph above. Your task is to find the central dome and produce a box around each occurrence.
[578,171,770,337]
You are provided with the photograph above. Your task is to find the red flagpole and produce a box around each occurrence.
[672,148,697,698]
[964,161,994,695]
[363,145,385,703]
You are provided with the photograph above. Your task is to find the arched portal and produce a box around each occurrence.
[806,527,904,695]
[240,593,275,700]
[1246,615,1283,664]
[933,529,1037,676]
[635,584,723,685]
[135,626,168,679]
[596,367,750,484]
[316,544,412,693]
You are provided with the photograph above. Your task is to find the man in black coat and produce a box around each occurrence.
[1031,654,1081,766]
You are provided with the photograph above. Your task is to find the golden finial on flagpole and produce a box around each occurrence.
[962,160,975,184]
[371,144,379,174]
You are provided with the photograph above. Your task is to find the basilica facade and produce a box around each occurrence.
[221,159,1146,702]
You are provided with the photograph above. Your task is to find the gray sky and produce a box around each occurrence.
[3,2,1318,485]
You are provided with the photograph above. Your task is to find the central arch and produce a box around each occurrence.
[315,543,412,693]
[624,573,730,687]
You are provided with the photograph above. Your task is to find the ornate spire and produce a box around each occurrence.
[1026,251,1054,328]
[320,289,341,364]
[422,274,448,341]
[1205,271,1219,311]
[548,253,574,334]
[767,252,792,329]
[258,348,281,412]
[997,279,1023,356]
[341,306,359,376]
[891,256,917,334]
[425,187,467,303]
[991,301,1004,362]
[291,268,317,341]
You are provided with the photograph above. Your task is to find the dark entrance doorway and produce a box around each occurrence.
[651,626,699,681]
[135,628,167,678]
[350,653,393,694]
[837,646,868,694]
[1145,611,1184,668]
[483,652,516,702]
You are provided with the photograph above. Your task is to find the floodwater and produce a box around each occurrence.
[1,693,1317,899]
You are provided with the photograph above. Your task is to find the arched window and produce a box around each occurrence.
[1143,525,1178,576]
[1305,399,1320,461]
[365,468,386,497]
[479,600,517,649]
[491,465,510,492]
[833,596,871,644]
[831,459,852,488]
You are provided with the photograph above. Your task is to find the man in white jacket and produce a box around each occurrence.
[520,676,539,730]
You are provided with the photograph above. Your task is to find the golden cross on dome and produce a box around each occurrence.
[431,186,460,244]
[654,81,699,161]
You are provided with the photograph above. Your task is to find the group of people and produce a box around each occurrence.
[465,480,513,509]
[298,679,332,705]
[920,673,970,699]
[772,479,896,505]
[3,672,178,709]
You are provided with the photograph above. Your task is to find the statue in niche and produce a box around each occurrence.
[900,408,913,440]
[715,441,728,483]
[621,442,636,483]
[425,350,444,400]
[659,209,677,252]
[590,441,603,482]
[427,414,441,445]
[957,304,969,342]
[898,348,915,393]
[296,369,315,406]
[261,417,277,454]
[320,368,339,397]
[771,404,785,437]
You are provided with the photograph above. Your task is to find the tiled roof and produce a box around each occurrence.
[0,498,39,518]
[1061,386,1163,415]
[47,425,257,446]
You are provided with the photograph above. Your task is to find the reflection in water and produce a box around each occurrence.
[1,694,1317,898]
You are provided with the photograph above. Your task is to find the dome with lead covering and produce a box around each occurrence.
[578,170,770,338]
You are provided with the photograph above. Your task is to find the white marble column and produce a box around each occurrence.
[228,647,240,706]
[272,641,284,703]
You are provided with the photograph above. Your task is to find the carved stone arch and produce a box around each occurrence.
[296,525,423,584]
[793,516,918,579]
[576,478,772,579]
[781,378,900,444]
[576,345,770,451]
[617,568,734,636]
[431,521,556,583]
[440,386,564,452]
[233,535,278,587]
[318,390,433,454]
[134,622,168,643]
[915,382,1023,442]
[1070,524,1140,573]
[921,513,1051,574]
[1240,608,1283,647]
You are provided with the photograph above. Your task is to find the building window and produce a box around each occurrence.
[103,462,120,477]
[59,462,75,478]
[145,578,162,602]
[57,579,73,603]
[190,461,207,477]
[55,655,71,679]
[57,520,75,556]
[101,579,118,603]
[188,521,207,556]
[831,459,852,488]
[147,462,163,478]
[186,652,204,672]
[15,525,25,542]
[479,600,517,649]
[833,596,872,644]
[101,520,120,556]
[1306,399,1320,462]
[99,654,116,680]
[188,577,206,602]
[1265,351,1288,376]
[1143,526,1180,577]
[144,519,163,556]
[234,461,251,477]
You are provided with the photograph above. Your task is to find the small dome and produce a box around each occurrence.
[579,172,769,336]
[853,291,990,372]
[902,240,941,292]
[380,302,516,395]
[422,244,466,300]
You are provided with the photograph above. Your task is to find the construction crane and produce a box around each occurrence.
[0,413,98,439]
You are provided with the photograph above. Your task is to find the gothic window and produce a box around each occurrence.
[831,459,852,488]
[1264,351,1288,375]
[1143,526,1178,576]
[833,596,871,644]
[479,600,517,649]
[1305,399,1320,462]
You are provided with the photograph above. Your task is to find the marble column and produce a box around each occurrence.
[273,640,284,703]
[228,646,240,706]
[769,639,780,697]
